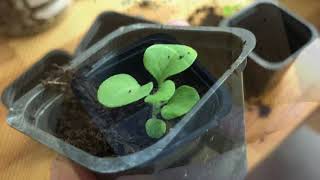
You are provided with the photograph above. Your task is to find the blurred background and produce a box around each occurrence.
[1,0,320,179]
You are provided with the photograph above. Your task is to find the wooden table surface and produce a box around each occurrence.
[0,0,319,176]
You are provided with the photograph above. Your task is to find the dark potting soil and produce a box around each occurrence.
[54,91,114,157]
[41,65,114,157]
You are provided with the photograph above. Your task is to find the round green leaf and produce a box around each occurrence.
[145,118,166,139]
[145,80,175,105]
[143,44,197,84]
[161,85,200,120]
[97,74,153,108]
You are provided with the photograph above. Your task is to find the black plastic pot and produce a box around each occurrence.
[2,12,256,177]
[220,1,318,97]
[75,11,152,55]
[1,50,72,108]
[71,33,228,155]
[1,11,147,108]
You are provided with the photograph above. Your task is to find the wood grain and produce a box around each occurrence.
[0,1,319,179]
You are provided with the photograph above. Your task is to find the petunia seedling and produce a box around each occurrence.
[97,44,200,139]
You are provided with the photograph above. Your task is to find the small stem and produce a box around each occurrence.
[152,103,161,118]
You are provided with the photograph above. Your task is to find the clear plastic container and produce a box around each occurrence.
[2,12,255,178]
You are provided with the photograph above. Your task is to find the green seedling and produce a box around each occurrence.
[97,44,200,139]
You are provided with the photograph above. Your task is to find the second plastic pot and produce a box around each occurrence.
[221,1,318,98]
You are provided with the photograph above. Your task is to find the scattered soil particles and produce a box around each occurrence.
[138,0,152,8]
[187,6,223,26]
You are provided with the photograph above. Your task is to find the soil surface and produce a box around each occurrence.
[70,65,211,155]
[54,91,114,157]
[42,55,212,157]
[187,6,223,26]
[42,65,114,157]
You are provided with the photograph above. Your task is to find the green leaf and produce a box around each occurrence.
[145,80,175,104]
[143,44,197,84]
[161,85,200,120]
[97,74,153,108]
[145,118,166,139]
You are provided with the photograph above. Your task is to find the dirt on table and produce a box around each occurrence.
[42,65,114,157]
[138,0,153,8]
[126,0,175,23]
[187,6,223,26]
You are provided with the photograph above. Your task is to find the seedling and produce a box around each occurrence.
[97,44,200,139]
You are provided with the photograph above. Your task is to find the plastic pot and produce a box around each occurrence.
[220,1,318,97]
[2,12,255,176]
[1,50,72,108]
[75,11,153,55]
[71,33,228,155]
